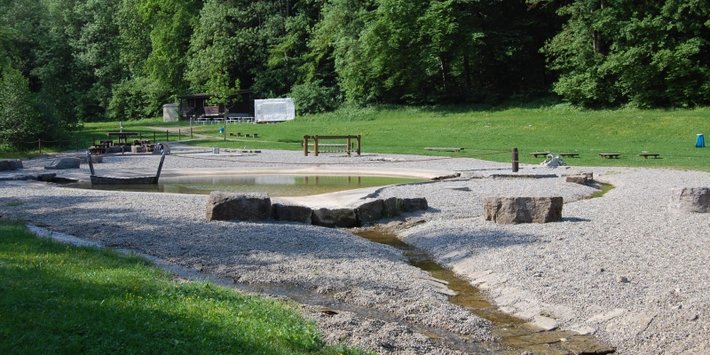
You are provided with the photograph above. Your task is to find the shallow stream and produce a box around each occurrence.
[354,228,616,354]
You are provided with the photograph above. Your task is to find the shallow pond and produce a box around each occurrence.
[65,174,424,196]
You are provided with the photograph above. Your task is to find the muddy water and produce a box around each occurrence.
[355,229,616,354]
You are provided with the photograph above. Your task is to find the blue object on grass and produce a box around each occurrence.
[218,127,225,134]
[696,133,705,148]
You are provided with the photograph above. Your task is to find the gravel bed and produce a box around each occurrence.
[2,147,708,354]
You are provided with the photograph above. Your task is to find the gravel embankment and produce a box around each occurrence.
[1,147,708,354]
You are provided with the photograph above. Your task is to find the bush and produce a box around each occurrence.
[289,79,342,115]
[108,77,164,120]
[0,66,44,149]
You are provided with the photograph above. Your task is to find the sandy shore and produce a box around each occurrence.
[1,147,708,354]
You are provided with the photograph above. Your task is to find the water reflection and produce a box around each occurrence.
[64,175,422,197]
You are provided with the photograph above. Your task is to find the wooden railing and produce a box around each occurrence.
[303,135,361,156]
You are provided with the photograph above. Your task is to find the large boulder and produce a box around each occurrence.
[400,197,429,212]
[484,197,563,224]
[272,203,313,224]
[670,187,710,213]
[206,192,272,221]
[312,208,358,228]
[382,197,401,217]
[0,159,22,171]
[44,157,80,170]
[355,199,385,225]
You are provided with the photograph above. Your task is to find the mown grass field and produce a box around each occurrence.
[7,105,710,170]
[0,221,358,354]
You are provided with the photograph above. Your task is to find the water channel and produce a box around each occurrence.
[354,228,616,354]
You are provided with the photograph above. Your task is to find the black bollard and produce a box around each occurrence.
[512,147,519,172]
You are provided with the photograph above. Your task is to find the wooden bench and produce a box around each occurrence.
[599,152,621,159]
[559,152,580,158]
[303,135,361,156]
[639,152,661,159]
[424,147,464,152]
[530,151,550,158]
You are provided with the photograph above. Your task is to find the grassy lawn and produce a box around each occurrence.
[0,221,358,354]
[5,105,709,170]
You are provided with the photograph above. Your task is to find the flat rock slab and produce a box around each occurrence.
[670,187,710,213]
[206,192,271,221]
[484,196,563,224]
[0,159,23,171]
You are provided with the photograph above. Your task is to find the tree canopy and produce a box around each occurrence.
[0,0,708,146]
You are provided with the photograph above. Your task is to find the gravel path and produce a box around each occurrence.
[1,147,708,354]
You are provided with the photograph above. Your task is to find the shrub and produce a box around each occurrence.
[289,79,342,115]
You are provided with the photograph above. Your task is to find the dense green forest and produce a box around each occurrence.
[0,0,708,148]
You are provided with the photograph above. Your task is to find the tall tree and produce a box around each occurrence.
[186,0,292,104]
[542,0,710,107]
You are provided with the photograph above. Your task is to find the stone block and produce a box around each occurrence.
[670,187,710,213]
[272,203,313,224]
[0,159,22,171]
[484,196,563,224]
[44,157,80,170]
[312,208,358,228]
[399,197,428,212]
[355,199,385,225]
[36,173,57,182]
[206,192,272,221]
[566,172,593,185]
[382,197,401,217]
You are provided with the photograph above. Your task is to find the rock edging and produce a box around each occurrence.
[206,192,428,227]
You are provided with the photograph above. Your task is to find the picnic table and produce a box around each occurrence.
[530,151,550,158]
[639,152,661,159]
[599,152,621,159]
[106,131,138,145]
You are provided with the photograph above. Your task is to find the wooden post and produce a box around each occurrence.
[356,135,361,156]
[512,147,519,172]
[347,136,352,156]
[303,135,309,156]
[314,136,319,156]
[166,130,169,142]
[178,129,181,140]
[38,139,42,155]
